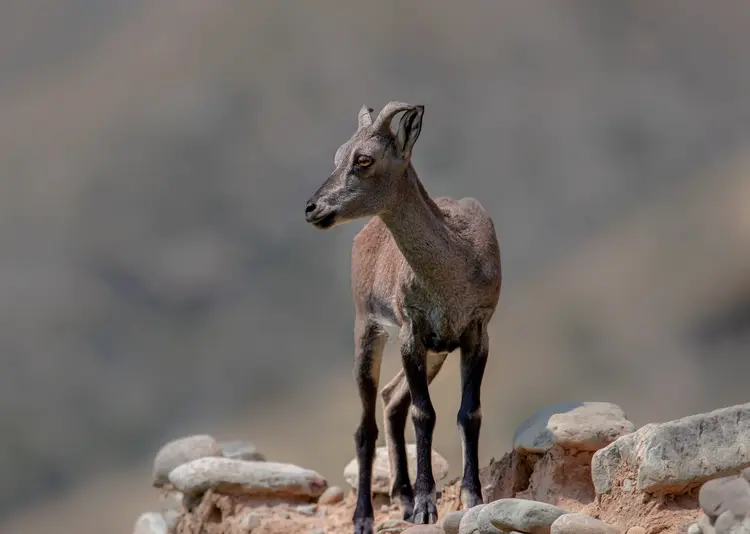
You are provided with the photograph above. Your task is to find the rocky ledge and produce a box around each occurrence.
[133,401,750,534]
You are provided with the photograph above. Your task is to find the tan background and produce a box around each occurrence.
[1,2,750,533]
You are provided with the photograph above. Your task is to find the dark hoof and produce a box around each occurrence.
[400,494,415,522]
[354,517,374,534]
[412,496,438,524]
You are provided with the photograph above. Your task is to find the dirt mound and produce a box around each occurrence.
[154,460,674,534]
[168,466,699,534]
[134,402,750,534]
[580,464,701,533]
[171,491,406,534]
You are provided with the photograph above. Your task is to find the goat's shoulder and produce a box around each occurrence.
[435,196,497,244]
[436,195,490,220]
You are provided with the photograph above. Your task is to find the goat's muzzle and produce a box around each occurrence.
[305,199,338,229]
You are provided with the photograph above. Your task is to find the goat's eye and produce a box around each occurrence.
[356,155,373,168]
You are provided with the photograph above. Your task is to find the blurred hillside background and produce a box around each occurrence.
[1,1,750,533]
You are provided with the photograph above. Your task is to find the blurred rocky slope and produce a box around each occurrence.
[1,1,750,532]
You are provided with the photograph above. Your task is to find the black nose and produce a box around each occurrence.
[305,200,316,215]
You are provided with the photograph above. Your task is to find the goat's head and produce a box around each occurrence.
[305,101,424,229]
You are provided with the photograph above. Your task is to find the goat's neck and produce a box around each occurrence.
[380,165,466,293]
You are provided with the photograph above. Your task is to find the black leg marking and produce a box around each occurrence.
[457,322,489,509]
[352,321,386,534]
[381,354,446,522]
[400,331,438,525]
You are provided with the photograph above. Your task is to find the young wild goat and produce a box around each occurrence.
[305,102,501,534]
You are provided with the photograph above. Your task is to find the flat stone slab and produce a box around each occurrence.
[513,402,635,454]
[477,498,568,534]
[551,513,619,534]
[152,434,222,487]
[168,457,328,499]
[344,443,449,494]
[592,402,750,495]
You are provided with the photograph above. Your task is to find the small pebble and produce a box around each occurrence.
[280,512,291,520]
[626,528,647,534]
[318,485,345,505]
[238,512,262,532]
[381,504,390,512]
[687,523,703,534]
[310,530,326,534]
[296,504,318,516]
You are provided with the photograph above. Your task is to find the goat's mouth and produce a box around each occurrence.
[310,211,338,229]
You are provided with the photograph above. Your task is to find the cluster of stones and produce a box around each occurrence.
[440,500,621,534]
[132,400,750,534]
[134,434,343,534]
[435,401,636,534]
[439,501,637,534]
[437,401,750,534]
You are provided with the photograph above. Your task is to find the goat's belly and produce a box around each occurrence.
[372,306,463,354]
[425,335,460,354]
[378,323,460,354]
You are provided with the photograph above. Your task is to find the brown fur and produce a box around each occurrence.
[305,102,501,533]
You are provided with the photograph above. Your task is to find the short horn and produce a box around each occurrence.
[358,105,373,129]
[372,101,415,134]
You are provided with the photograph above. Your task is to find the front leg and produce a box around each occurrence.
[457,321,489,509]
[400,324,438,525]
[380,352,448,521]
[353,320,387,534]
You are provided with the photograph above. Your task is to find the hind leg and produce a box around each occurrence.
[381,352,447,522]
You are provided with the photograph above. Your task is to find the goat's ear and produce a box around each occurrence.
[358,105,373,129]
[395,105,424,159]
